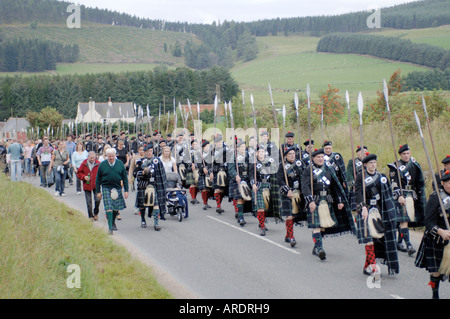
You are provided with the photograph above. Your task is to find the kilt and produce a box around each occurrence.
[198,174,212,191]
[415,232,447,273]
[229,180,240,200]
[101,187,126,211]
[252,182,270,211]
[280,195,292,217]
[136,185,160,209]
[307,199,338,229]
[229,178,250,201]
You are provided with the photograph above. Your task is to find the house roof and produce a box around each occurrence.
[1,118,30,133]
[78,102,135,119]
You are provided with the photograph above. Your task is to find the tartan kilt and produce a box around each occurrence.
[197,174,211,191]
[252,182,270,212]
[136,186,160,209]
[415,232,447,273]
[229,180,240,200]
[229,178,251,201]
[101,187,126,211]
[307,200,338,229]
[280,195,293,217]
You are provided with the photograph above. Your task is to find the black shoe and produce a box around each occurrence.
[141,221,147,228]
[260,228,266,236]
[407,244,416,256]
[290,238,297,248]
[154,225,161,231]
[312,247,326,260]
[285,236,290,243]
[206,204,212,208]
[216,208,224,214]
[239,218,246,226]
[203,205,208,210]
[112,223,118,231]
[397,242,407,252]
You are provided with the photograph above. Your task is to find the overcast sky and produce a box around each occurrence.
[72,0,420,24]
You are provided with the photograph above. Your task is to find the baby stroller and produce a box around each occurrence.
[166,172,189,222]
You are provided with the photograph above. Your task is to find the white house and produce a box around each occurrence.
[75,98,136,124]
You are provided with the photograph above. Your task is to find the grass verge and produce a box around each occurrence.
[0,174,172,299]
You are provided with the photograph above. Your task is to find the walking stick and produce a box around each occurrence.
[346,91,357,192]
[268,83,288,185]
[250,94,258,206]
[242,90,248,131]
[414,111,450,275]
[358,92,367,237]
[383,79,406,216]
[294,92,301,152]
[422,95,441,180]
[306,84,314,224]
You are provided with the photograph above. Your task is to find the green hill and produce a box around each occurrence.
[0,22,197,73]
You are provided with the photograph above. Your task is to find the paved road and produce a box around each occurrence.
[25,174,449,299]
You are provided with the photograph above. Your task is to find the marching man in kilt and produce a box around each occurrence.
[211,134,230,214]
[301,148,356,260]
[415,170,450,299]
[388,144,426,255]
[250,145,273,236]
[197,140,213,210]
[133,145,167,231]
[323,140,348,194]
[278,146,305,247]
[189,139,201,204]
[355,153,399,276]
[228,140,252,226]
[346,145,368,211]
[96,147,129,235]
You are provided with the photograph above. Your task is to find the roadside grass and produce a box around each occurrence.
[0,174,172,299]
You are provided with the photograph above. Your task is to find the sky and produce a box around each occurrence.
[72,0,420,24]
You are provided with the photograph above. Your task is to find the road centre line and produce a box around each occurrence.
[206,216,301,255]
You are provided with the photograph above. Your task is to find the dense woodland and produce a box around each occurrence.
[317,33,450,70]
[0,38,79,72]
[0,66,239,120]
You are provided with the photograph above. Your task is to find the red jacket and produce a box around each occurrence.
[76,158,101,191]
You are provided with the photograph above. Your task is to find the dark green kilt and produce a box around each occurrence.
[136,186,160,209]
[415,232,448,273]
[102,187,126,211]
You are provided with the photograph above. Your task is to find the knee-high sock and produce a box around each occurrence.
[201,191,209,205]
[286,219,294,239]
[312,232,323,249]
[233,199,238,213]
[257,210,265,229]
[215,192,223,208]
[153,208,160,226]
[106,211,113,230]
[189,186,198,200]
[140,208,146,222]
[400,227,411,245]
[237,203,244,219]
[364,244,376,270]
[429,275,441,299]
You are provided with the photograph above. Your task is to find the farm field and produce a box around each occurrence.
[231,35,433,107]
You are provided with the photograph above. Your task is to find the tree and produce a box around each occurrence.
[26,106,64,137]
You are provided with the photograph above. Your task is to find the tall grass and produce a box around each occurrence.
[0,175,172,299]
